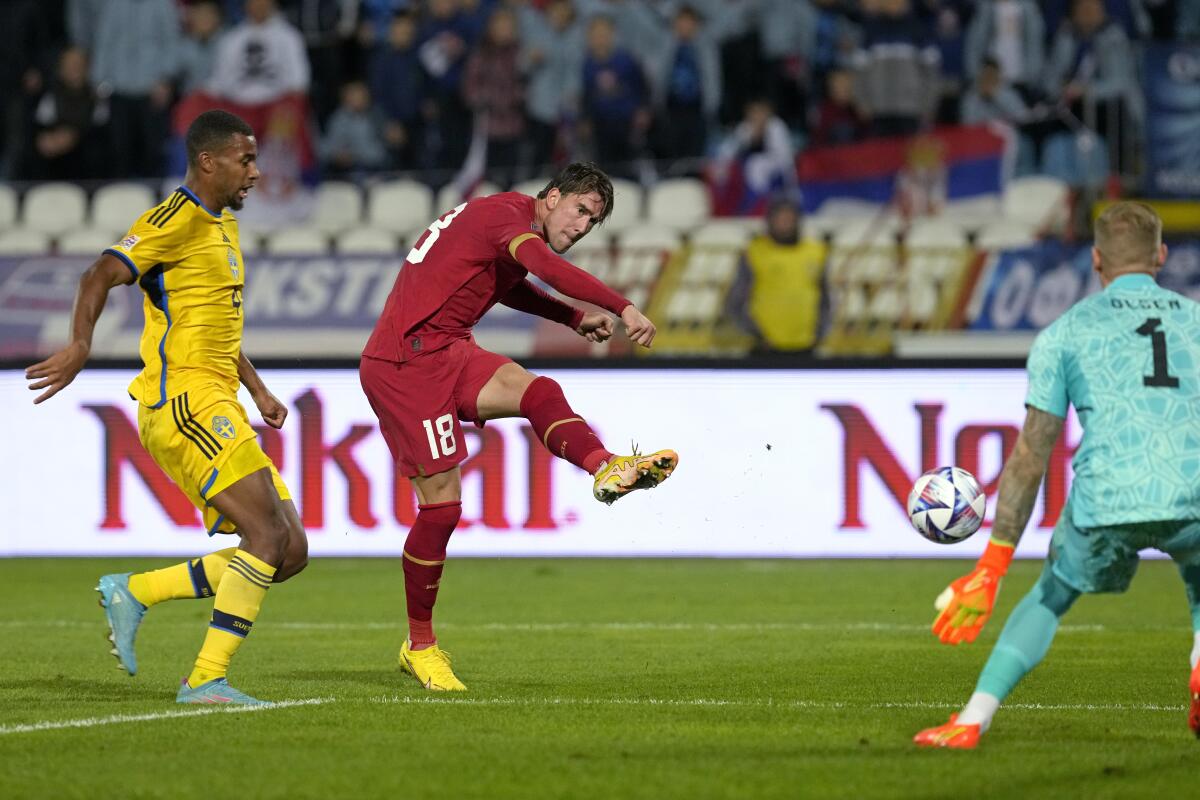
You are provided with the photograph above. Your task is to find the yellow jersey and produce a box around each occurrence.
[104,187,245,408]
[745,235,826,351]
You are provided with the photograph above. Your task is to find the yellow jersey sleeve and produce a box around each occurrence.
[103,191,191,280]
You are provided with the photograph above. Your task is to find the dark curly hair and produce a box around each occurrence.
[537,162,614,224]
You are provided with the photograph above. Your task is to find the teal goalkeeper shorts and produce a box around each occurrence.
[1048,499,1200,594]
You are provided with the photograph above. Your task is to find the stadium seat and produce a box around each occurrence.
[57,227,118,256]
[1002,176,1070,233]
[336,227,400,255]
[0,228,51,255]
[813,198,885,218]
[905,219,967,248]
[680,248,740,285]
[0,184,17,229]
[264,227,329,255]
[976,219,1039,250]
[21,182,87,236]
[646,178,710,232]
[511,178,549,198]
[830,215,902,249]
[615,225,680,287]
[434,180,501,215]
[368,179,434,233]
[939,195,1002,230]
[309,181,364,234]
[565,232,614,282]
[606,178,644,233]
[91,183,155,232]
[690,220,754,248]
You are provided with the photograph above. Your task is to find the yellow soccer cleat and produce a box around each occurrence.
[399,640,467,691]
[592,448,679,505]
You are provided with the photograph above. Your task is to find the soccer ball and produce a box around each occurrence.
[907,466,986,544]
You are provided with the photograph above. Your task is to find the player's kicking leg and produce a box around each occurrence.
[914,563,1080,749]
[175,466,308,705]
[478,364,678,505]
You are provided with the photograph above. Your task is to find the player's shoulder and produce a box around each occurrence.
[469,191,535,216]
[131,187,207,235]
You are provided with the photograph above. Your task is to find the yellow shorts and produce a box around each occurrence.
[137,385,291,535]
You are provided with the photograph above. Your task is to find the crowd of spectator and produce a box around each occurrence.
[0,0,1192,189]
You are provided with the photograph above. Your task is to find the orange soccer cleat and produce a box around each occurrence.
[592,448,678,505]
[913,714,982,749]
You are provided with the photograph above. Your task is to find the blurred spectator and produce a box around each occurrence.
[1045,0,1142,127]
[713,98,797,213]
[320,80,388,175]
[369,11,426,170]
[207,0,311,105]
[1182,0,1200,39]
[960,58,1030,125]
[852,0,941,138]
[810,67,865,147]
[755,0,818,131]
[1042,0,1150,40]
[648,4,721,171]
[29,46,109,180]
[69,0,180,177]
[178,1,224,96]
[518,0,584,176]
[726,198,827,355]
[463,7,526,187]
[580,15,650,178]
[419,0,476,173]
[964,0,1045,99]
[0,0,57,179]
[281,0,357,125]
[810,0,862,85]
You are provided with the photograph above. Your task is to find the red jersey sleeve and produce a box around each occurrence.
[508,236,631,316]
[500,279,586,328]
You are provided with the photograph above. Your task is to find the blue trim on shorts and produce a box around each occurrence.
[206,514,226,537]
[200,467,219,505]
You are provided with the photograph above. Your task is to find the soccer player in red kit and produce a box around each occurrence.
[359,162,678,691]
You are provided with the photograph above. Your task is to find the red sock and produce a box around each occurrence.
[519,376,612,474]
[403,501,461,650]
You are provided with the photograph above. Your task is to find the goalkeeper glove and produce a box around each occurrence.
[931,539,1015,645]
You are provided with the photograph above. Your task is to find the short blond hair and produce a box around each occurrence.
[1094,201,1162,271]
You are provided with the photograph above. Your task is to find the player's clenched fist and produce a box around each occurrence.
[620,305,656,348]
[931,540,1014,645]
[576,311,614,343]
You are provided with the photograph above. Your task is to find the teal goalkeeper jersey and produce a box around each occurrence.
[1026,272,1200,527]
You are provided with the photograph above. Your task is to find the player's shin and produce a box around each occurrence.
[519,376,611,474]
[403,501,462,650]
[187,550,276,687]
[961,565,1079,731]
[127,548,237,607]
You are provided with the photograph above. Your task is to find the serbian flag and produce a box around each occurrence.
[796,124,1012,214]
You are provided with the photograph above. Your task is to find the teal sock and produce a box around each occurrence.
[975,564,1080,701]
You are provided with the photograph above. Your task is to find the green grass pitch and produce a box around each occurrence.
[1,557,1197,799]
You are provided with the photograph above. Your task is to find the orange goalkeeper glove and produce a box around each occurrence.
[931,539,1015,645]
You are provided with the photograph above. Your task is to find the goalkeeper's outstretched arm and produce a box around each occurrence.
[932,406,1065,644]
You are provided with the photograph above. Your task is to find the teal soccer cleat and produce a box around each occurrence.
[176,678,270,706]
[96,573,146,676]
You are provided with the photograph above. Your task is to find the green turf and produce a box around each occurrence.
[0,557,1197,799]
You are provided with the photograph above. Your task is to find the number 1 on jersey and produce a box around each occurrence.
[422,414,457,459]
[406,203,467,264]
[1136,317,1180,388]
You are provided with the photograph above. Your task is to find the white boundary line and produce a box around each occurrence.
[0,698,331,736]
[0,619,1111,633]
[0,694,1184,737]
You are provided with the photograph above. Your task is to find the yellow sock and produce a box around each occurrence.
[127,548,237,607]
[187,550,276,688]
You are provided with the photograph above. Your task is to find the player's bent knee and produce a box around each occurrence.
[1036,567,1081,617]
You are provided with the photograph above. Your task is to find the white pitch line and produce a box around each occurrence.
[0,620,1111,633]
[0,697,331,736]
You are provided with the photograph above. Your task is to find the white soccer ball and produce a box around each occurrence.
[907,466,986,544]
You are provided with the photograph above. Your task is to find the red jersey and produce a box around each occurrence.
[364,192,630,363]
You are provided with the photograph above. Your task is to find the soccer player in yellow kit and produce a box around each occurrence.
[25,110,308,705]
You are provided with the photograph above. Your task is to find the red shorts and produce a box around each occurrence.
[360,338,512,477]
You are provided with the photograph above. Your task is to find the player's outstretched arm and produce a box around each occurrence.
[499,280,615,342]
[238,350,287,429]
[25,254,132,404]
[932,406,1064,644]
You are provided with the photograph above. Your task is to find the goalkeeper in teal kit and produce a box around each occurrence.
[916,202,1200,748]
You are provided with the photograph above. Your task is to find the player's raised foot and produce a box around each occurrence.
[913,714,981,749]
[1189,663,1200,737]
[399,640,467,691]
[176,677,270,706]
[95,573,146,676]
[592,448,679,505]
